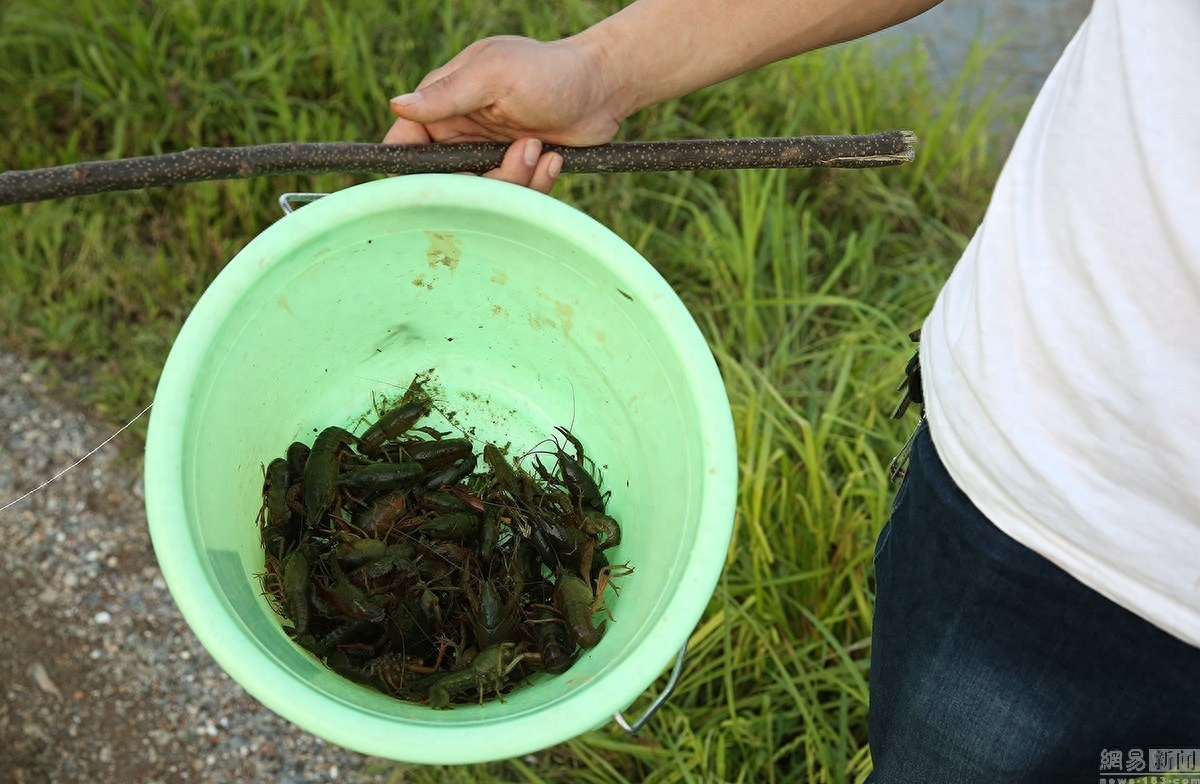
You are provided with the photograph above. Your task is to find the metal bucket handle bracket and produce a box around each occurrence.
[279,192,328,214]
[613,640,687,734]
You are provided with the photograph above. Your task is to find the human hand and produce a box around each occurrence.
[383,35,623,194]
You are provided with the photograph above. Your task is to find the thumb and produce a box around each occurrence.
[389,69,491,125]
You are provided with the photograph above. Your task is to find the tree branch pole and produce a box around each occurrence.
[0,131,916,206]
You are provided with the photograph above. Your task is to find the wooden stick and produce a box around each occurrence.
[0,131,916,206]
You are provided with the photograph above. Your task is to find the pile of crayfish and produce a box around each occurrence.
[255,381,628,708]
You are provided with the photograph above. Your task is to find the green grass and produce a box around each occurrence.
[0,1,1011,781]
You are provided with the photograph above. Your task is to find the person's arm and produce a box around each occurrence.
[578,0,941,121]
[384,0,941,191]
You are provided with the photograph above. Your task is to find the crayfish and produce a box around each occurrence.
[254,374,632,708]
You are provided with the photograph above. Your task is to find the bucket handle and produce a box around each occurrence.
[612,640,687,733]
[279,192,328,214]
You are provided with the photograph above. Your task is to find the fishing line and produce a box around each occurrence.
[0,402,153,514]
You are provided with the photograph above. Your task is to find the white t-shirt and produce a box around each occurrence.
[921,0,1200,648]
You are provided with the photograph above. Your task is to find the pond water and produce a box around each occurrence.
[872,0,1094,117]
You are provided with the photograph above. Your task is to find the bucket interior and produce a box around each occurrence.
[146,176,735,762]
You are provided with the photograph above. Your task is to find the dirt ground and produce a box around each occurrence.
[0,352,392,784]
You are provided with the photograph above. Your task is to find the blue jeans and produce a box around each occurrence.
[867,420,1200,783]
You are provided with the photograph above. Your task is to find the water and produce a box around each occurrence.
[872,0,1094,115]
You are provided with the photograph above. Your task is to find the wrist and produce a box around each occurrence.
[568,23,641,125]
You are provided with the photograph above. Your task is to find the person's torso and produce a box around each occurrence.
[920,0,1200,647]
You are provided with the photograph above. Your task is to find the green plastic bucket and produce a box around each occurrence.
[144,174,737,764]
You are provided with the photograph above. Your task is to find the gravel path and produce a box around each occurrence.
[0,352,394,784]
